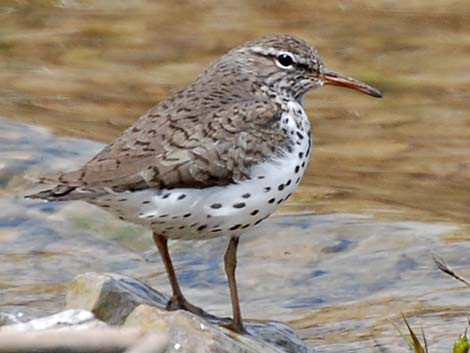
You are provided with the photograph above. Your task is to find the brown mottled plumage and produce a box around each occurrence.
[26,35,382,333]
[39,99,283,193]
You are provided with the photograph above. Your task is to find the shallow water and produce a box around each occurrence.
[1,1,470,352]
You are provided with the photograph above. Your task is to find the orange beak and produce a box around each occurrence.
[321,70,383,98]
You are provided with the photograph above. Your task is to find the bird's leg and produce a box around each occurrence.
[152,232,214,318]
[223,236,246,334]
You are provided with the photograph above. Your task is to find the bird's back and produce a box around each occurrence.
[27,53,292,201]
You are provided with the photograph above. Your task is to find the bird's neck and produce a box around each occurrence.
[255,84,304,110]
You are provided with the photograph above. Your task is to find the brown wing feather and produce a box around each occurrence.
[28,97,288,201]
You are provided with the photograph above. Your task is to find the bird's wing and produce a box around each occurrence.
[28,98,288,200]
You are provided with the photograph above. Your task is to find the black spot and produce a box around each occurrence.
[296,131,304,140]
[296,177,301,184]
[177,194,186,200]
[302,161,305,168]
[190,223,198,228]
[250,209,259,216]
[142,200,150,204]
[197,225,207,231]
[257,176,265,179]
[183,213,191,218]
[101,204,110,208]
[207,214,212,218]
[286,193,293,200]
[242,193,251,199]
[146,215,155,219]
[138,212,144,216]
[162,193,171,199]
[295,166,300,173]
[254,219,263,225]
[229,224,241,230]
[119,216,125,220]
[210,203,222,209]
[268,198,276,204]
[171,216,178,219]
[211,228,222,232]
[286,179,291,186]
[179,225,185,229]
[233,202,245,209]
[277,199,283,204]
[118,198,128,202]
[159,214,168,218]
[166,226,174,230]
[264,187,271,192]
[299,152,304,158]
[241,224,250,229]
[278,184,285,191]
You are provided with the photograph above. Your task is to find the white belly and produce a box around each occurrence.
[92,102,312,240]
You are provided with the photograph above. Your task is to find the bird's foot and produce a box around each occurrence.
[167,295,217,320]
[221,318,246,335]
[167,295,245,334]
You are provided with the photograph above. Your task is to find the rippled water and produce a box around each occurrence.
[1,1,470,352]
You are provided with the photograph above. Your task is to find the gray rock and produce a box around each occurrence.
[66,272,314,353]
[0,312,21,327]
[125,304,314,353]
[66,272,168,325]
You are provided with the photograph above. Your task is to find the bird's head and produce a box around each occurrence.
[232,35,382,101]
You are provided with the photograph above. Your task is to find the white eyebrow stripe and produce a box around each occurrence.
[250,46,296,61]
[250,46,311,67]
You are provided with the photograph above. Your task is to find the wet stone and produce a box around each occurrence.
[0,312,21,327]
[66,272,168,325]
[125,304,314,353]
[66,272,315,353]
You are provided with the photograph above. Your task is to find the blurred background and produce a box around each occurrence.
[1,1,469,352]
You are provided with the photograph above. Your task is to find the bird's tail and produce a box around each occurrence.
[25,185,77,201]
[25,185,108,201]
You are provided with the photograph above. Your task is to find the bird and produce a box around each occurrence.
[26,34,382,334]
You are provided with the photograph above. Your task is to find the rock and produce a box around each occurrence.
[66,272,168,325]
[249,321,313,353]
[0,313,21,327]
[125,304,314,353]
[0,309,105,332]
[66,272,314,353]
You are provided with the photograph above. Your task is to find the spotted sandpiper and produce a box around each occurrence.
[27,34,382,334]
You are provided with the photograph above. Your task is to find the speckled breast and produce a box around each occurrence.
[93,101,312,240]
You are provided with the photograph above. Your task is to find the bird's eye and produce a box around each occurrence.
[276,53,295,68]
